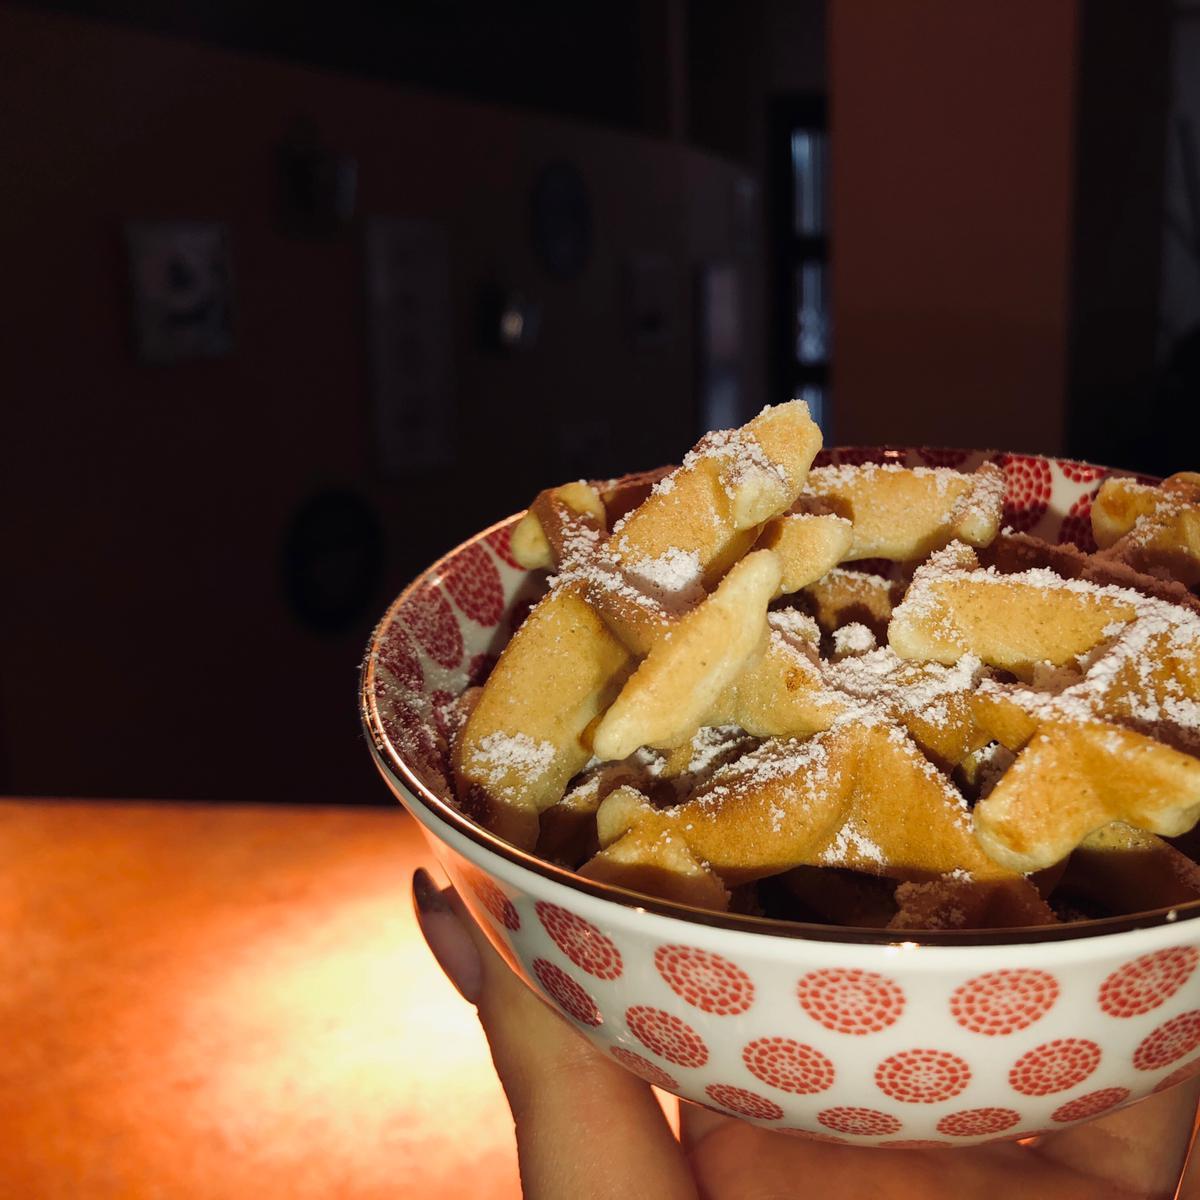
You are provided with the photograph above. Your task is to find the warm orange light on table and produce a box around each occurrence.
[0,800,520,1199]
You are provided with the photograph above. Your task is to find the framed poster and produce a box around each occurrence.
[126,221,234,364]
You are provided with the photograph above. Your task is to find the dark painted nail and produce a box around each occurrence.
[411,868,483,1003]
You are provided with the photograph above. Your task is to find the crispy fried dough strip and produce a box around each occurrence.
[453,585,632,850]
[585,724,1025,897]
[973,721,1200,873]
[804,568,903,640]
[1093,472,1200,587]
[755,512,853,595]
[510,482,606,570]
[798,462,1004,561]
[592,401,822,652]
[592,550,782,760]
[580,786,732,909]
[889,545,1138,674]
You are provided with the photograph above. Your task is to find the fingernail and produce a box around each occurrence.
[412,868,483,1003]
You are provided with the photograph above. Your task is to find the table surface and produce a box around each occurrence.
[0,799,521,1199]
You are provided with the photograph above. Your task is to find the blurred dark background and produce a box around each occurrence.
[2,0,1196,806]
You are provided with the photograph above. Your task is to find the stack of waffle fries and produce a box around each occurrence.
[446,403,1200,931]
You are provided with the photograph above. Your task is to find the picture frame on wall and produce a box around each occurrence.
[125,221,234,364]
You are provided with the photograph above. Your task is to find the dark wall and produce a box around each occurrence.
[1,6,752,804]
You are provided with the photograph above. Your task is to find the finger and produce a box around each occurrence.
[412,870,697,1200]
[1027,1077,1200,1198]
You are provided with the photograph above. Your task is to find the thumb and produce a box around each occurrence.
[412,868,697,1200]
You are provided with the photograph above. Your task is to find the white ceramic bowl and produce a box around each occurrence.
[361,447,1200,1147]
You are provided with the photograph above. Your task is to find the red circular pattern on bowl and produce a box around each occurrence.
[535,902,623,980]
[742,1037,835,1095]
[1153,1055,1200,1093]
[381,702,445,782]
[796,969,905,1035]
[485,524,522,569]
[610,1046,679,1090]
[875,1049,971,1104]
[1009,1039,1102,1096]
[531,958,601,1026]
[401,586,464,668]
[1057,460,1107,485]
[625,1006,709,1068]
[1098,947,1200,1018]
[997,454,1053,532]
[430,690,456,741]
[704,1083,784,1121]
[443,542,505,627]
[376,623,423,693]
[466,872,520,931]
[882,1139,952,1149]
[655,945,755,1015]
[1050,1087,1130,1123]
[817,1107,903,1136]
[950,969,1059,1035]
[1057,493,1098,553]
[1133,1011,1200,1071]
[936,1108,1021,1137]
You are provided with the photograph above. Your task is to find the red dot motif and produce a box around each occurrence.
[817,1107,903,1137]
[1099,947,1199,1018]
[625,1006,709,1068]
[1050,1088,1129,1123]
[741,1037,835,1094]
[997,454,1053,532]
[376,623,423,693]
[467,873,521,931]
[796,969,905,1035]
[381,702,444,780]
[704,1084,784,1121]
[1133,1011,1200,1072]
[532,958,602,1026]
[936,1108,1021,1138]
[485,524,522,569]
[1057,460,1107,484]
[1057,493,1098,552]
[950,969,1059,1035]
[654,945,754,1015]
[536,902,623,980]
[875,1049,971,1104]
[1009,1039,1101,1096]
[444,543,505,627]
[610,1046,679,1090]
[402,586,463,668]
